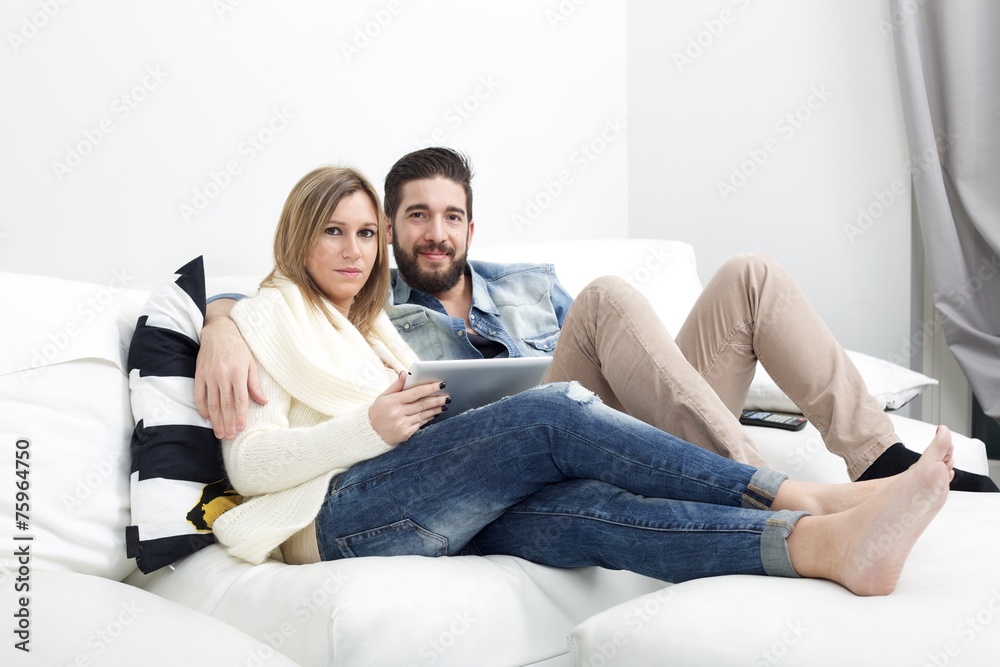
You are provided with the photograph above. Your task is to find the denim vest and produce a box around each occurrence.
[387,260,574,360]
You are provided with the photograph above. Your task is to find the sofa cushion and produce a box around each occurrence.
[567,492,1000,667]
[126,257,240,573]
[0,270,148,581]
[30,570,299,666]
[126,544,666,667]
[468,238,704,338]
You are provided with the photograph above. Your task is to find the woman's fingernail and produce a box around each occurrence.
[439,381,446,389]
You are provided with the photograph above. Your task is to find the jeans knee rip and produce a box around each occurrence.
[563,380,596,404]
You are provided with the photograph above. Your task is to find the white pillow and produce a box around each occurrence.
[0,270,148,580]
[0,362,136,580]
[744,350,938,413]
[32,570,300,666]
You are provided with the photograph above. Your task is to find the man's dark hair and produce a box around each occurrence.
[383,147,475,222]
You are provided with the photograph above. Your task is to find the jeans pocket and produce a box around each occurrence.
[336,519,449,558]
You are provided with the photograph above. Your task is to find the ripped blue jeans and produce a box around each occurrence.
[314,382,806,583]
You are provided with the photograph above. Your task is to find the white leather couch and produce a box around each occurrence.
[2,239,994,667]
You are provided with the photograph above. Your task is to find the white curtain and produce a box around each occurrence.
[891,0,1000,418]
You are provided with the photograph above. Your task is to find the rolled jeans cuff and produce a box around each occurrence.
[741,467,787,510]
[760,509,809,578]
[741,467,808,578]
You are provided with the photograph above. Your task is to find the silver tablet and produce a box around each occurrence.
[402,356,553,421]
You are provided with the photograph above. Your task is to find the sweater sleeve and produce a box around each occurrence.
[221,364,393,496]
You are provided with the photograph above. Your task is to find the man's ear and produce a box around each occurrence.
[466,219,475,251]
[386,219,394,244]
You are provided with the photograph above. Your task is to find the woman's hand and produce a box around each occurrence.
[368,371,450,445]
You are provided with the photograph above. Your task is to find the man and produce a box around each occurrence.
[196,147,996,491]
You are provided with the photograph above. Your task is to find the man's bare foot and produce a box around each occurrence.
[787,426,953,596]
[774,429,955,516]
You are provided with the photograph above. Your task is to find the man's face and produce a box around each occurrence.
[389,177,475,295]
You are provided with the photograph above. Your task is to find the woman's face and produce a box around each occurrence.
[305,191,380,313]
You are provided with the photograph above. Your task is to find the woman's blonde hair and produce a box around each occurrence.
[262,166,390,335]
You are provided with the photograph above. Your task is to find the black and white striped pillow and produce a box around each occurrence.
[125,256,240,573]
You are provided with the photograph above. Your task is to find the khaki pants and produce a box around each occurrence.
[544,253,898,480]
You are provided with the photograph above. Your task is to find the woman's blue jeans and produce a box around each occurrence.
[314,382,806,583]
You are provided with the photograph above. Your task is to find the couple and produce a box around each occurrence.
[200,147,995,491]
[203,151,962,595]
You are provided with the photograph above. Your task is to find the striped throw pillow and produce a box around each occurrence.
[125,256,240,573]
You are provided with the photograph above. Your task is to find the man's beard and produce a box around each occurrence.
[392,240,469,294]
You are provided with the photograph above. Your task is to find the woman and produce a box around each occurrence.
[211,166,953,596]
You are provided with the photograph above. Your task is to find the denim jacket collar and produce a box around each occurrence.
[468,263,500,316]
[388,258,571,359]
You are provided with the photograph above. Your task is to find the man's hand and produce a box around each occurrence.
[368,372,450,446]
[195,299,267,440]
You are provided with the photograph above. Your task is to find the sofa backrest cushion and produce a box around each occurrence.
[0,270,149,580]
[468,239,703,337]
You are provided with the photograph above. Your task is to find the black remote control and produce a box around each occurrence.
[739,410,807,431]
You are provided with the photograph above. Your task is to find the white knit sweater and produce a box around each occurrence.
[212,277,418,564]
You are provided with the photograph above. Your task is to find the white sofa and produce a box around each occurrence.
[2,239,995,667]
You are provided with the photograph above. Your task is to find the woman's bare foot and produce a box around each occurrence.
[774,476,892,516]
[786,426,953,596]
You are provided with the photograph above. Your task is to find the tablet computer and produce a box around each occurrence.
[402,356,553,421]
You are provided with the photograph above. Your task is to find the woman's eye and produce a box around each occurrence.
[359,229,375,238]
[325,226,341,235]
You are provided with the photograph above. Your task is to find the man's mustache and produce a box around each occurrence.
[414,243,455,257]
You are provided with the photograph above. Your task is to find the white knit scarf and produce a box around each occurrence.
[230,275,418,416]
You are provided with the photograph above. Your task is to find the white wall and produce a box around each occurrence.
[627,0,914,361]
[3,2,922,375]
[0,0,627,288]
